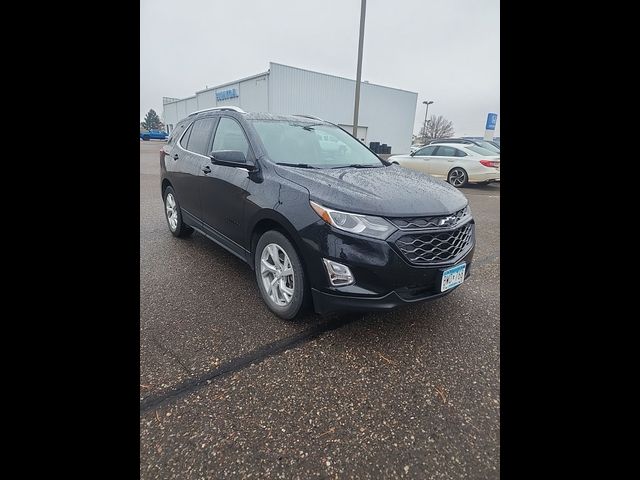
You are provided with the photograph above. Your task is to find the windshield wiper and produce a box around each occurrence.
[276,163,317,169]
[288,123,323,131]
[330,164,383,169]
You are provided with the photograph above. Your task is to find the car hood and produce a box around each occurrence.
[274,164,468,217]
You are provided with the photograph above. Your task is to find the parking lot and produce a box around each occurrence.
[140,141,500,478]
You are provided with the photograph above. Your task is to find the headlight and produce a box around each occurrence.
[310,201,396,240]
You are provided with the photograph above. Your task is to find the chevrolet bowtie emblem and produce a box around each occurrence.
[438,216,457,226]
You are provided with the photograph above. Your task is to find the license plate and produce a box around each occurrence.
[441,263,466,292]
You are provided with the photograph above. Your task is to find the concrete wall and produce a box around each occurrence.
[268,63,417,153]
[162,63,417,153]
[164,73,269,129]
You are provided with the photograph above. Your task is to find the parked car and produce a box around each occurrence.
[388,143,500,187]
[317,133,349,155]
[160,107,475,319]
[426,138,500,154]
[140,129,168,141]
[486,140,500,149]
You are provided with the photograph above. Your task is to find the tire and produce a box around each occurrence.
[447,167,468,188]
[254,230,306,320]
[163,186,193,238]
[142,135,150,141]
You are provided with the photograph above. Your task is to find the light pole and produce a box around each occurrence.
[352,0,367,139]
[422,100,434,142]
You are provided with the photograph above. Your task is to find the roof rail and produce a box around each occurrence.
[294,114,324,121]
[188,106,246,116]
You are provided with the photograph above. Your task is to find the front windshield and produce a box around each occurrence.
[250,120,383,168]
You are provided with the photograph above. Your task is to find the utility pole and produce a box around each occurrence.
[352,0,367,139]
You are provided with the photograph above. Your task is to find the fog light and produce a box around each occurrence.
[322,258,355,286]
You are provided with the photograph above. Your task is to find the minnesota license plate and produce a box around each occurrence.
[441,263,466,292]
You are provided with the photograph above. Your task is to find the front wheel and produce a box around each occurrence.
[447,167,468,188]
[255,231,307,320]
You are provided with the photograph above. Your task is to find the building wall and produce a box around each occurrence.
[237,75,269,112]
[164,74,269,130]
[164,97,194,130]
[268,63,417,153]
[162,102,178,130]
[162,63,417,152]
[185,96,198,115]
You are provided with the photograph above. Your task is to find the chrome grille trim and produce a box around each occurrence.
[395,222,474,265]
[387,206,470,230]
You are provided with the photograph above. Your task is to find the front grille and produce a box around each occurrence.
[395,222,474,264]
[388,206,469,230]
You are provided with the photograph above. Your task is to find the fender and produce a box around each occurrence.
[245,208,306,259]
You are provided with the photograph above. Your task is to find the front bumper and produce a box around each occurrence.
[298,220,475,314]
[312,265,471,314]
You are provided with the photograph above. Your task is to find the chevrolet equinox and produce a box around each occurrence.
[160,107,475,319]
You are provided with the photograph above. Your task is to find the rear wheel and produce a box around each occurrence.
[255,231,306,320]
[142,135,150,141]
[447,167,468,188]
[164,186,193,238]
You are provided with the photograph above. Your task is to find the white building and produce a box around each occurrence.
[162,62,418,154]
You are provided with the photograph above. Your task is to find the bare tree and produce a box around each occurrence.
[419,115,455,142]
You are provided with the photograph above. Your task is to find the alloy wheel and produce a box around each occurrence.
[260,243,295,306]
[449,168,467,187]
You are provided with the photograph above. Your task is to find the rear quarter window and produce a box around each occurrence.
[167,123,186,146]
[179,123,194,149]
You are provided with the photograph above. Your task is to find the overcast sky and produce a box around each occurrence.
[141,0,499,137]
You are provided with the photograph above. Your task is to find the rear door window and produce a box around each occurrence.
[433,146,457,157]
[415,146,437,156]
[185,118,217,156]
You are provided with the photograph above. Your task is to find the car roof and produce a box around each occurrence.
[430,138,478,143]
[419,143,499,154]
[427,143,470,149]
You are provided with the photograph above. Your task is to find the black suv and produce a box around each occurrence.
[160,107,475,319]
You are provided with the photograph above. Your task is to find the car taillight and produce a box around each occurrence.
[479,160,499,168]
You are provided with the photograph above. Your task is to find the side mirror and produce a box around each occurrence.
[210,150,254,169]
[410,151,416,156]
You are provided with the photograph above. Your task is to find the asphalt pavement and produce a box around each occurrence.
[140,141,500,479]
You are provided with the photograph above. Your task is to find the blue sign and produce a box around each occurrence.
[485,113,498,130]
[216,88,238,101]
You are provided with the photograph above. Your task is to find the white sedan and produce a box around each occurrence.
[389,143,500,187]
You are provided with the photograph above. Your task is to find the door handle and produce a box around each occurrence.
[202,165,211,174]
[173,154,179,161]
